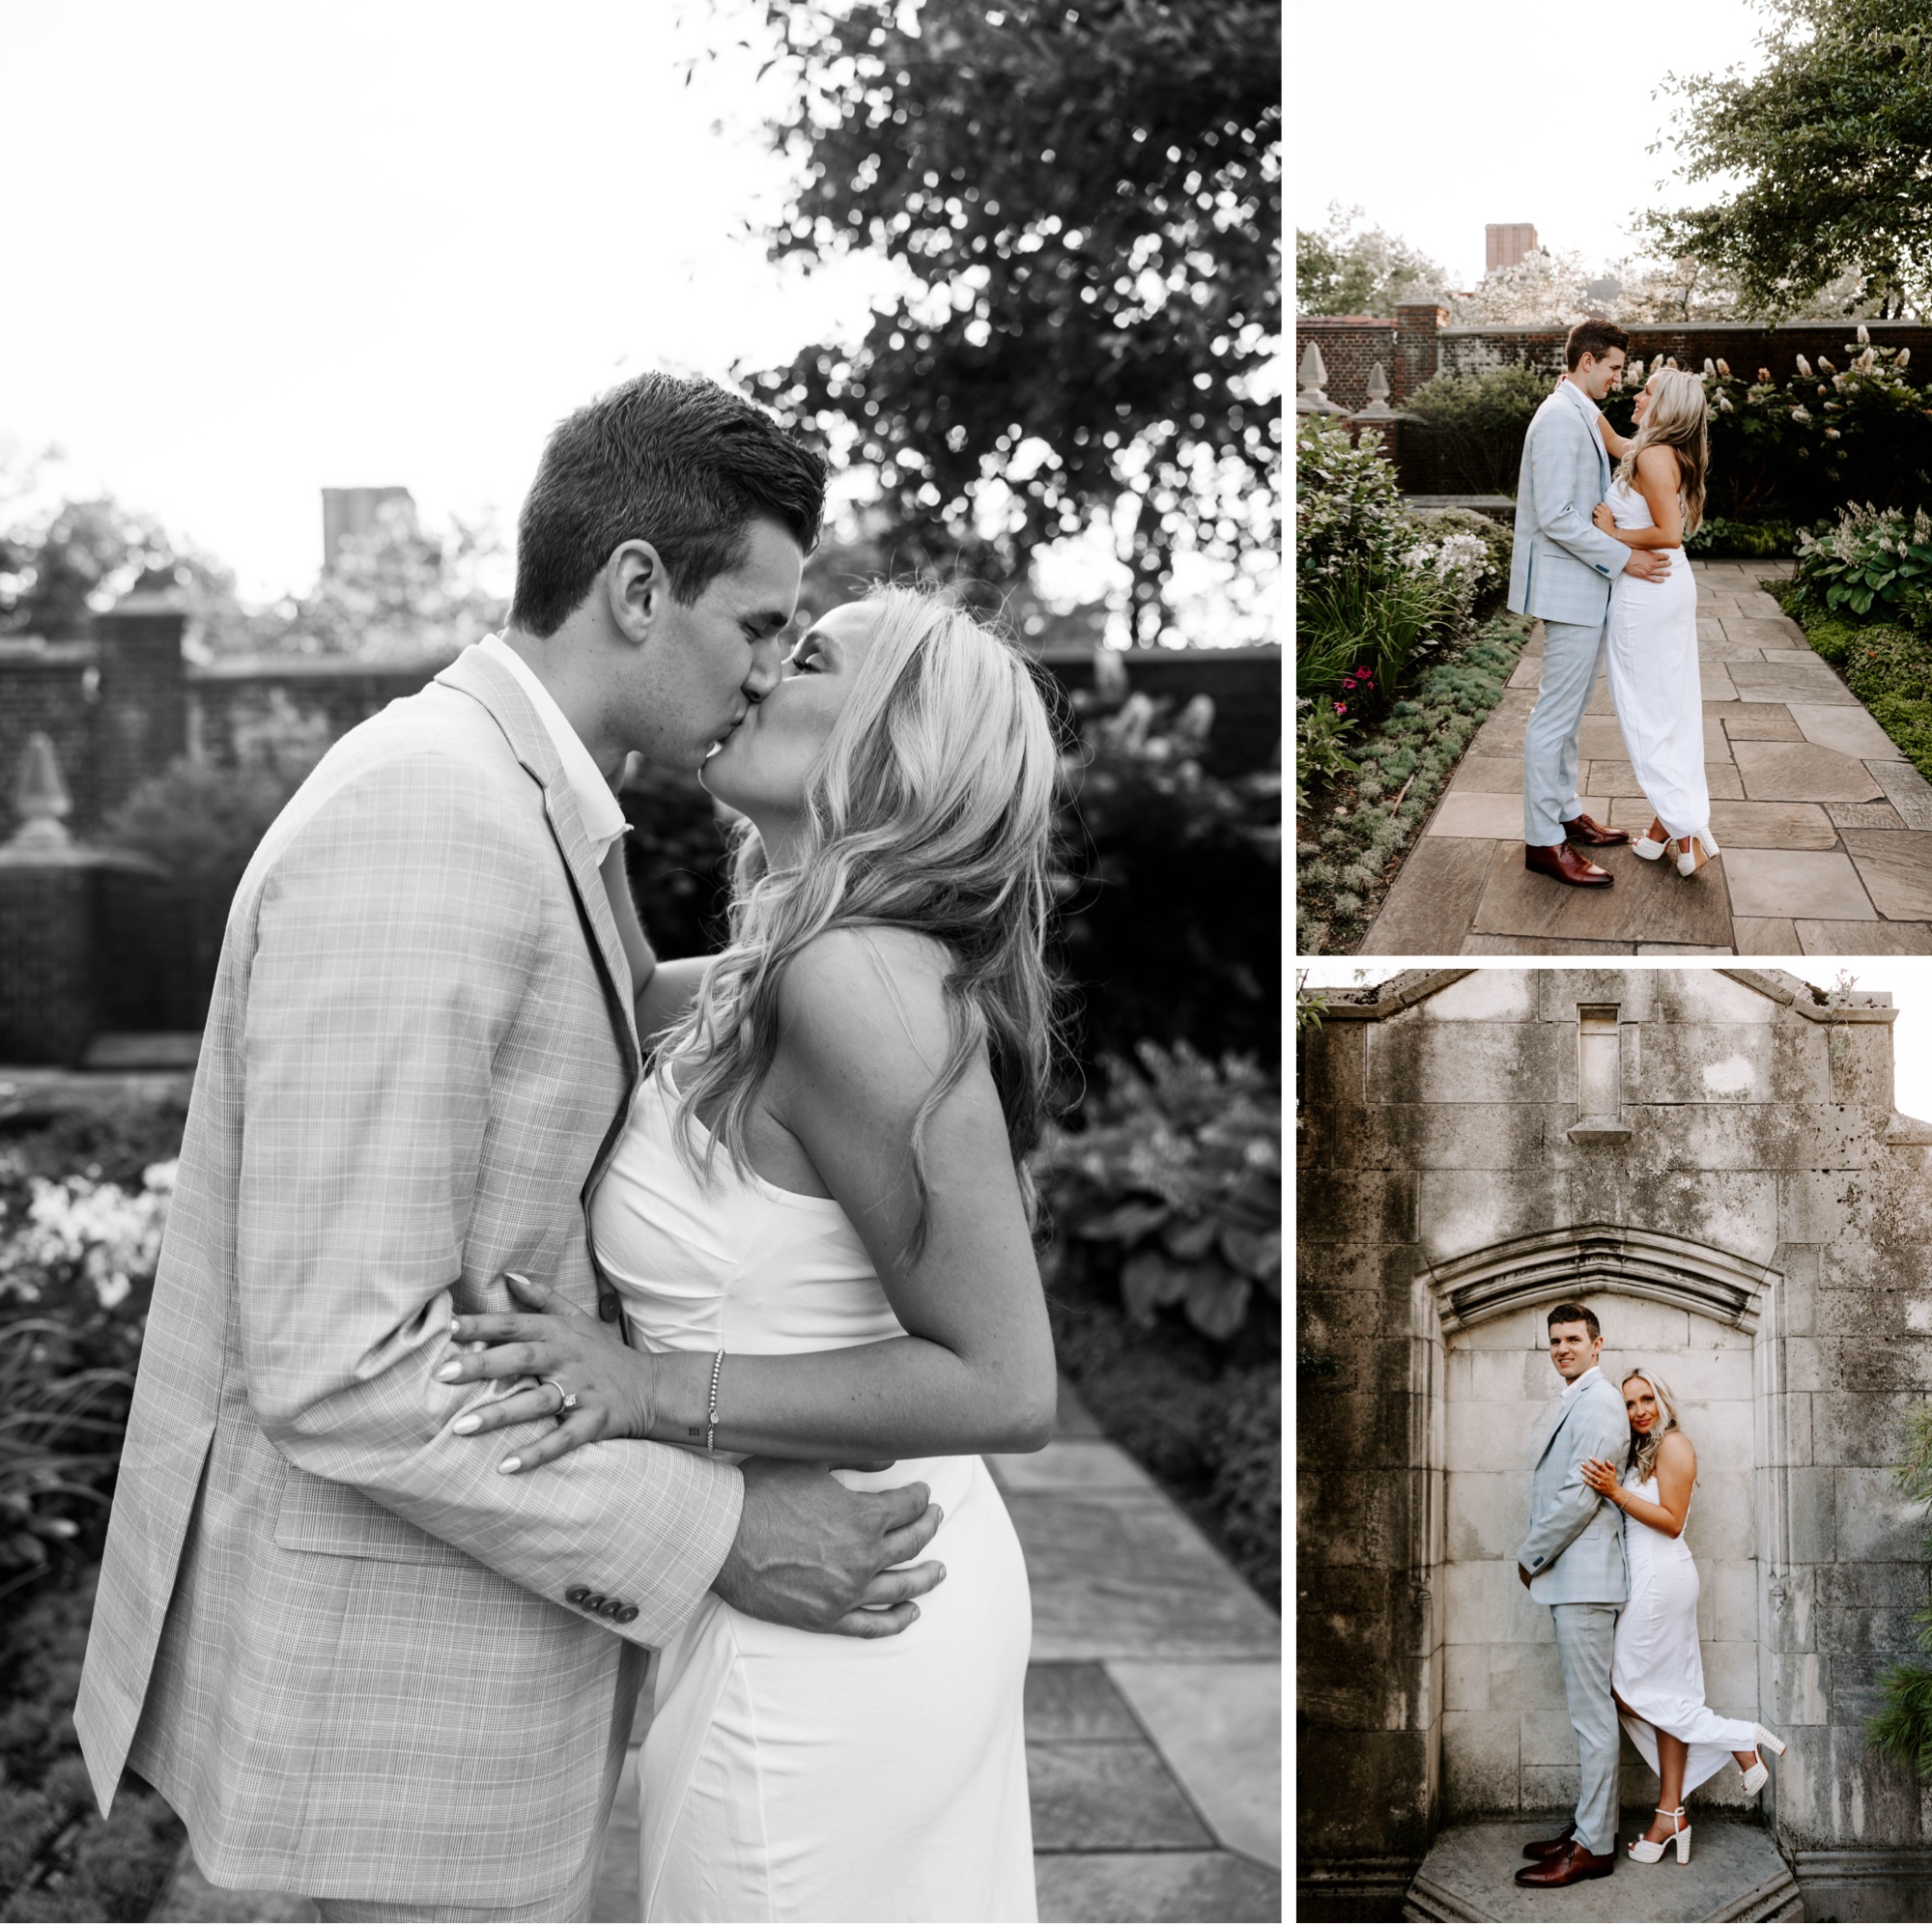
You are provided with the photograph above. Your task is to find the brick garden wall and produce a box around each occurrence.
[0,601,1280,1060]
[1296,307,1932,491]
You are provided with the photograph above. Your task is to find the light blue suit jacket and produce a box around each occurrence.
[1517,1370,1629,1605]
[1507,380,1632,626]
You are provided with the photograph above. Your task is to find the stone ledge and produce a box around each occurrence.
[1401,1815,1799,1922]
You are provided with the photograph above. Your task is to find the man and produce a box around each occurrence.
[75,374,946,1922]
[1511,319,1671,889]
[1514,1302,1630,1891]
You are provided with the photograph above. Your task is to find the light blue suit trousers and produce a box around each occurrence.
[1551,1603,1620,1854]
[1522,617,1607,845]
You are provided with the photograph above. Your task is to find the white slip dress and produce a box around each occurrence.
[1603,476,1710,841]
[1612,1467,1756,1796]
[588,1061,1037,1924]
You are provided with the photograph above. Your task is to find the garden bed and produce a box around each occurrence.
[1294,609,1535,955]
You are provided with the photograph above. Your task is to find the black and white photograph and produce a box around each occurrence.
[0,6,1284,1922]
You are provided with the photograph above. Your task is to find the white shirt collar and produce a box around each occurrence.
[477,634,629,859]
[1560,1364,1603,1405]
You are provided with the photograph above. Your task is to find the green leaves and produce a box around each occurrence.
[1648,0,1932,320]
[1036,1041,1280,1349]
[741,0,1281,640]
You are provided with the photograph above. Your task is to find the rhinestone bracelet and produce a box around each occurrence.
[706,1348,725,1454]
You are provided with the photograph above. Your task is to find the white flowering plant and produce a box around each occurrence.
[0,1129,178,1596]
[1296,425,1507,744]
[1793,502,1932,630]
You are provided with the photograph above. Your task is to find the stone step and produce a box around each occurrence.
[1401,1816,1801,1922]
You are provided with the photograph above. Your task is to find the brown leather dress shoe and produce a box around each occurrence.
[1514,1838,1616,1887]
[1521,1821,1576,1860]
[1563,810,1630,846]
[1525,842,1613,887]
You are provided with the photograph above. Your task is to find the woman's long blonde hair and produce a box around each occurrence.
[656,581,1064,1258]
[1616,368,1709,536]
[1621,1367,1686,1483]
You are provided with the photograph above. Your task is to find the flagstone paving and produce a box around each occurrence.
[1358,559,1932,955]
[152,1382,1281,1925]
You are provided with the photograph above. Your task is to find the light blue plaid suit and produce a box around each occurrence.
[1510,381,1635,844]
[75,644,744,1913]
[1517,1368,1630,1855]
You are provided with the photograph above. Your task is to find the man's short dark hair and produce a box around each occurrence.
[1548,1301,1601,1341]
[510,372,828,637]
[1564,319,1630,371]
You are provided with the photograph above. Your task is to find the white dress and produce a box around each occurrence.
[589,1062,1037,1924]
[1612,1467,1756,1795]
[1603,475,1710,840]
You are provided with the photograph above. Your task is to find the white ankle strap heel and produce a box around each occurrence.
[1628,1804,1690,1864]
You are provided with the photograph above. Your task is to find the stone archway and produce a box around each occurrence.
[1409,1226,1787,1826]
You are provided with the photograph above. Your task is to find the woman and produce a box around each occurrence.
[1589,367,1719,877]
[1580,1370,1785,1866]
[435,583,1060,1922]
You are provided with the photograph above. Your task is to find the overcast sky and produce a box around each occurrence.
[1298,964,1932,1125]
[1294,0,1772,290]
[3,1,896,601]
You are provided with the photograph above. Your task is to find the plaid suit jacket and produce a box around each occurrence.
[1517,1373,1630,1606]
[74,644,744,1907]
[1506,381,1633,626]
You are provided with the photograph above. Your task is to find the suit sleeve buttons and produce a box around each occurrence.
[615,1604,639,1625]
[565,1586,590,1606]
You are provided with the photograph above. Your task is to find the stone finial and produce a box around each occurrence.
[1296,338,1351,416]
[1350,362,1415,425]
[6,733,73,854]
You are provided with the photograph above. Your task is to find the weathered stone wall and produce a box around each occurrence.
[1297,966,1932,1916]
[1441,1297,1758,1819]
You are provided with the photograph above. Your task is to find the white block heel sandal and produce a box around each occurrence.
[1743,1721,1787,1797]
[1676,830,1720,877]
[1628,1804,1690,1865]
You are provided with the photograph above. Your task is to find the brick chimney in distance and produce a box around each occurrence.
[1486,223,1538,274]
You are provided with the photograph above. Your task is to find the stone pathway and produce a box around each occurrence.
[1401,1814,1801,1922]
[150,1382,1282,1924]
[1360,559,1932,955]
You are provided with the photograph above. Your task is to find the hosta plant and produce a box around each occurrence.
[1793,502,1932,630]
[1036,1042,1280,1346]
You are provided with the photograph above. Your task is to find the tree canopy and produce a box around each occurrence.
[1646,0,1932,320]
[1294,204,1448,319]
[738,0,1280,644]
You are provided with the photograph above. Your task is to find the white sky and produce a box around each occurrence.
[1293,0,1771,291]
[5,0,1187,617]
[1298,964,1932,1125]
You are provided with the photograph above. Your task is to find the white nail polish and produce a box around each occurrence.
[498,1458,521,1474]
[453,1415,479,1434]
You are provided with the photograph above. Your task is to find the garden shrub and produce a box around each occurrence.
[1404,364,1551,495]
[1687,517,1798,558]
[0,1569,185,1920]
[1058,691,1279,1071]
[1296,609,1537,953]
[1604,337,1932,525]
[0,1142,172,1598]
[1790,502,1932,632]
[1035,1042,1280,1352]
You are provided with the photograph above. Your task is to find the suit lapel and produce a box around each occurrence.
[1564,379,1611,488]
[1535,1387,1580,1469]
[435,645,640,1078]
